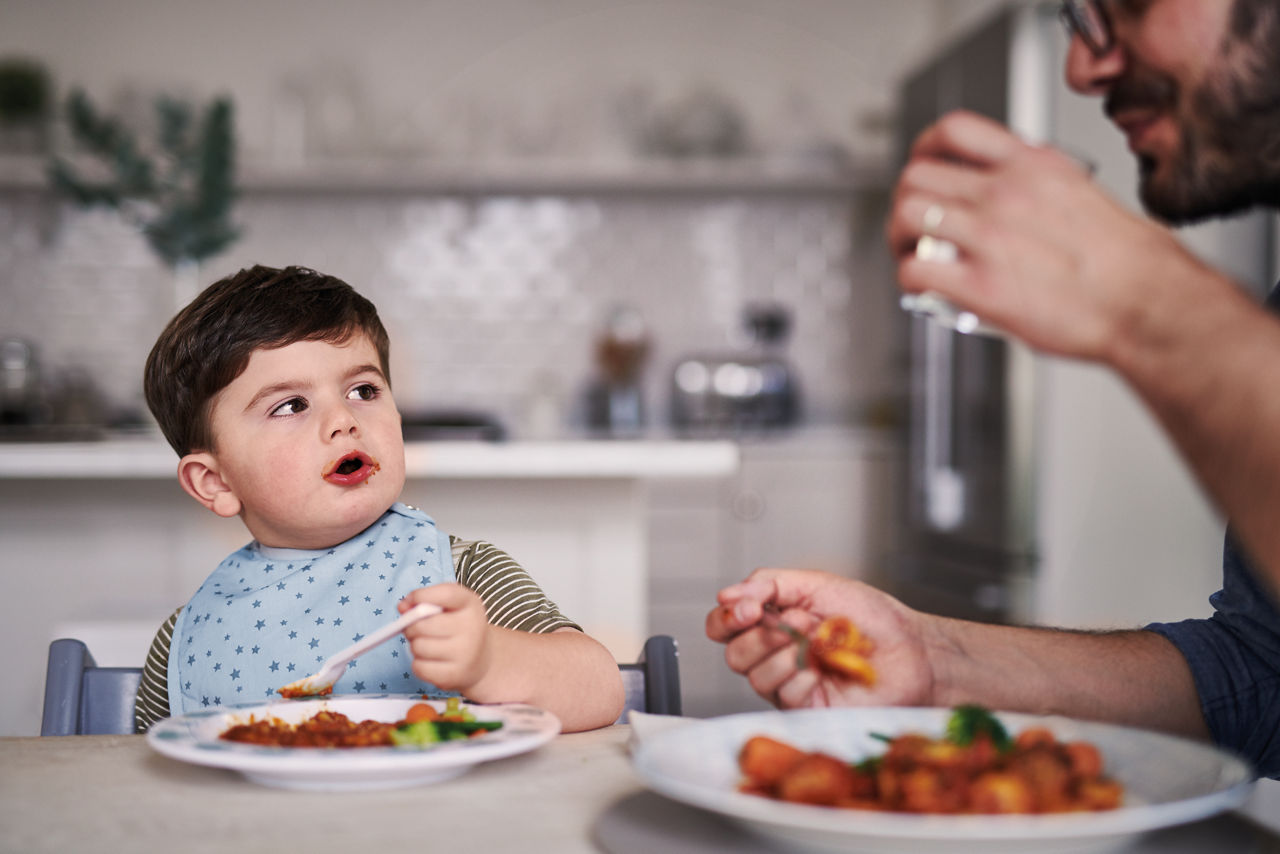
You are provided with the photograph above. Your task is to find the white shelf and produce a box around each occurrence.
[1,153,888,196]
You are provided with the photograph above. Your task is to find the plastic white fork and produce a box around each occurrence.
[276,602,442,698]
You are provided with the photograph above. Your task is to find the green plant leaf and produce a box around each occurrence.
[48,89,239,267]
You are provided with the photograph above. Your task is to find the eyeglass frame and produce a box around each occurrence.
[1059,0,1114,57]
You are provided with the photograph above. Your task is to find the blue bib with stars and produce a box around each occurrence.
[168,503,456,714]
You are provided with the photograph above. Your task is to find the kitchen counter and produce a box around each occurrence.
[0,435,740,479]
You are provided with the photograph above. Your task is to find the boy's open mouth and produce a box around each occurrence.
[323,451,379,486]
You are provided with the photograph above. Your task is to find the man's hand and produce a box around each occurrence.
[888,110,1195,361]
[706,568,934,709]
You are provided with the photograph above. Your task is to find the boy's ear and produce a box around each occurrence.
[177,452,242,519]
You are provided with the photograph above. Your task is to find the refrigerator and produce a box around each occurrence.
[887,3,1274,626]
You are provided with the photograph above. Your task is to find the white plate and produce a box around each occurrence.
[147,694,560,791]
[631,707,1254,854]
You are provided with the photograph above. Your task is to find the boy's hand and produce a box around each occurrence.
[398,585,494,694]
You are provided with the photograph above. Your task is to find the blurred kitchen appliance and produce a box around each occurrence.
[0,339,113,441]
[584,305,650,436]
[887,7,1049,624]
[1,338,48,426]
[670,303,800,434]
[400,409,505,441]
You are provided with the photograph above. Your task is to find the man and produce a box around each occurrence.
[707,0,1280,778]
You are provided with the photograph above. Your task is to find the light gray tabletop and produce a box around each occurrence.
[3,727,1277,854]
[0,728,635,854]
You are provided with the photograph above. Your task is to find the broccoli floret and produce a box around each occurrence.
[945,705,1012,752]
[391,721,441,747]
[391,718,503,747]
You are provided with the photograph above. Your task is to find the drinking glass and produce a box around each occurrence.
[900,235,998,335]
[901,150,1096,337]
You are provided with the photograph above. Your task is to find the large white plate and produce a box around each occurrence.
[147,694,560,791]
[630,707,1254,854]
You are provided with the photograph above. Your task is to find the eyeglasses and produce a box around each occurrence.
[1059,0,1114,57]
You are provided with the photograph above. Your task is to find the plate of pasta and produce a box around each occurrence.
[147,695,560,791]
[630,707,1253,854]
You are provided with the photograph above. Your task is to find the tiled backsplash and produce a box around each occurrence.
[0,186,903,437]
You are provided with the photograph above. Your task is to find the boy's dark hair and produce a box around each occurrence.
[144,265,391,456]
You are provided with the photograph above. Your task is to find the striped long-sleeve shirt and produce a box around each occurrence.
[134,536,579,732]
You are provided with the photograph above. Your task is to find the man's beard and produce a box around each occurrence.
[1106,0,1280,225]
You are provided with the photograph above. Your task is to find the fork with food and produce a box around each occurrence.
[747,603,878,685]
[277,602,442,698]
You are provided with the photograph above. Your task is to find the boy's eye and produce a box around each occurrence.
[348,383,380,402]
[270,397,308,417]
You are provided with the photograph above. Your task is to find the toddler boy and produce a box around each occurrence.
[135,265,624,732]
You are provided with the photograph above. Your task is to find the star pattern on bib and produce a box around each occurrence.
[173,504,457,712]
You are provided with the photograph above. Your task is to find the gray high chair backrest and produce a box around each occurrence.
[614,634,682,723]
[42,634,681,735]
[41,638,143,736]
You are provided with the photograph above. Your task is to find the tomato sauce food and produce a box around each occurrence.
[722,605,879,685]
[738,707,1123,814]
[807,616,876,685]
[219,699,501,748]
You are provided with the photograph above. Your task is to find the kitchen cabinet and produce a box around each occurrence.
[646,428,900,717]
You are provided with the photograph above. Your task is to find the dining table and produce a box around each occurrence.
[2,723,1279,854]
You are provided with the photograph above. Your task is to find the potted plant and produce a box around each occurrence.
[48,89,240,306]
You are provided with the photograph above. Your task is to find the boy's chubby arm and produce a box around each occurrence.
[398,586,625,732]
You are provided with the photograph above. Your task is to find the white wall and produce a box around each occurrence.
[1032,13,1272,629]
[0,0,971,166]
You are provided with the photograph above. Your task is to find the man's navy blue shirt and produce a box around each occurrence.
[1146,283,1280,779]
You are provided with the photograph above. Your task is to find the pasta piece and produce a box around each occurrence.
[808,616,877,685]
[736,707,1124,815]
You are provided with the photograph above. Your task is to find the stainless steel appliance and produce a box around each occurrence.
[887,6,1050,623]
[669,303,800,435]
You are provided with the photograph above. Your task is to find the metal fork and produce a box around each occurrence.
[760,603,811,670]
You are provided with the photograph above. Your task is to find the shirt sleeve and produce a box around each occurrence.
[134,607,181,733]
[451,536,581,634]
[1146,616,1280,780]
[1144,528,1280,780]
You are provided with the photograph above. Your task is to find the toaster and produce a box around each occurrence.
[669,305,800,434]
